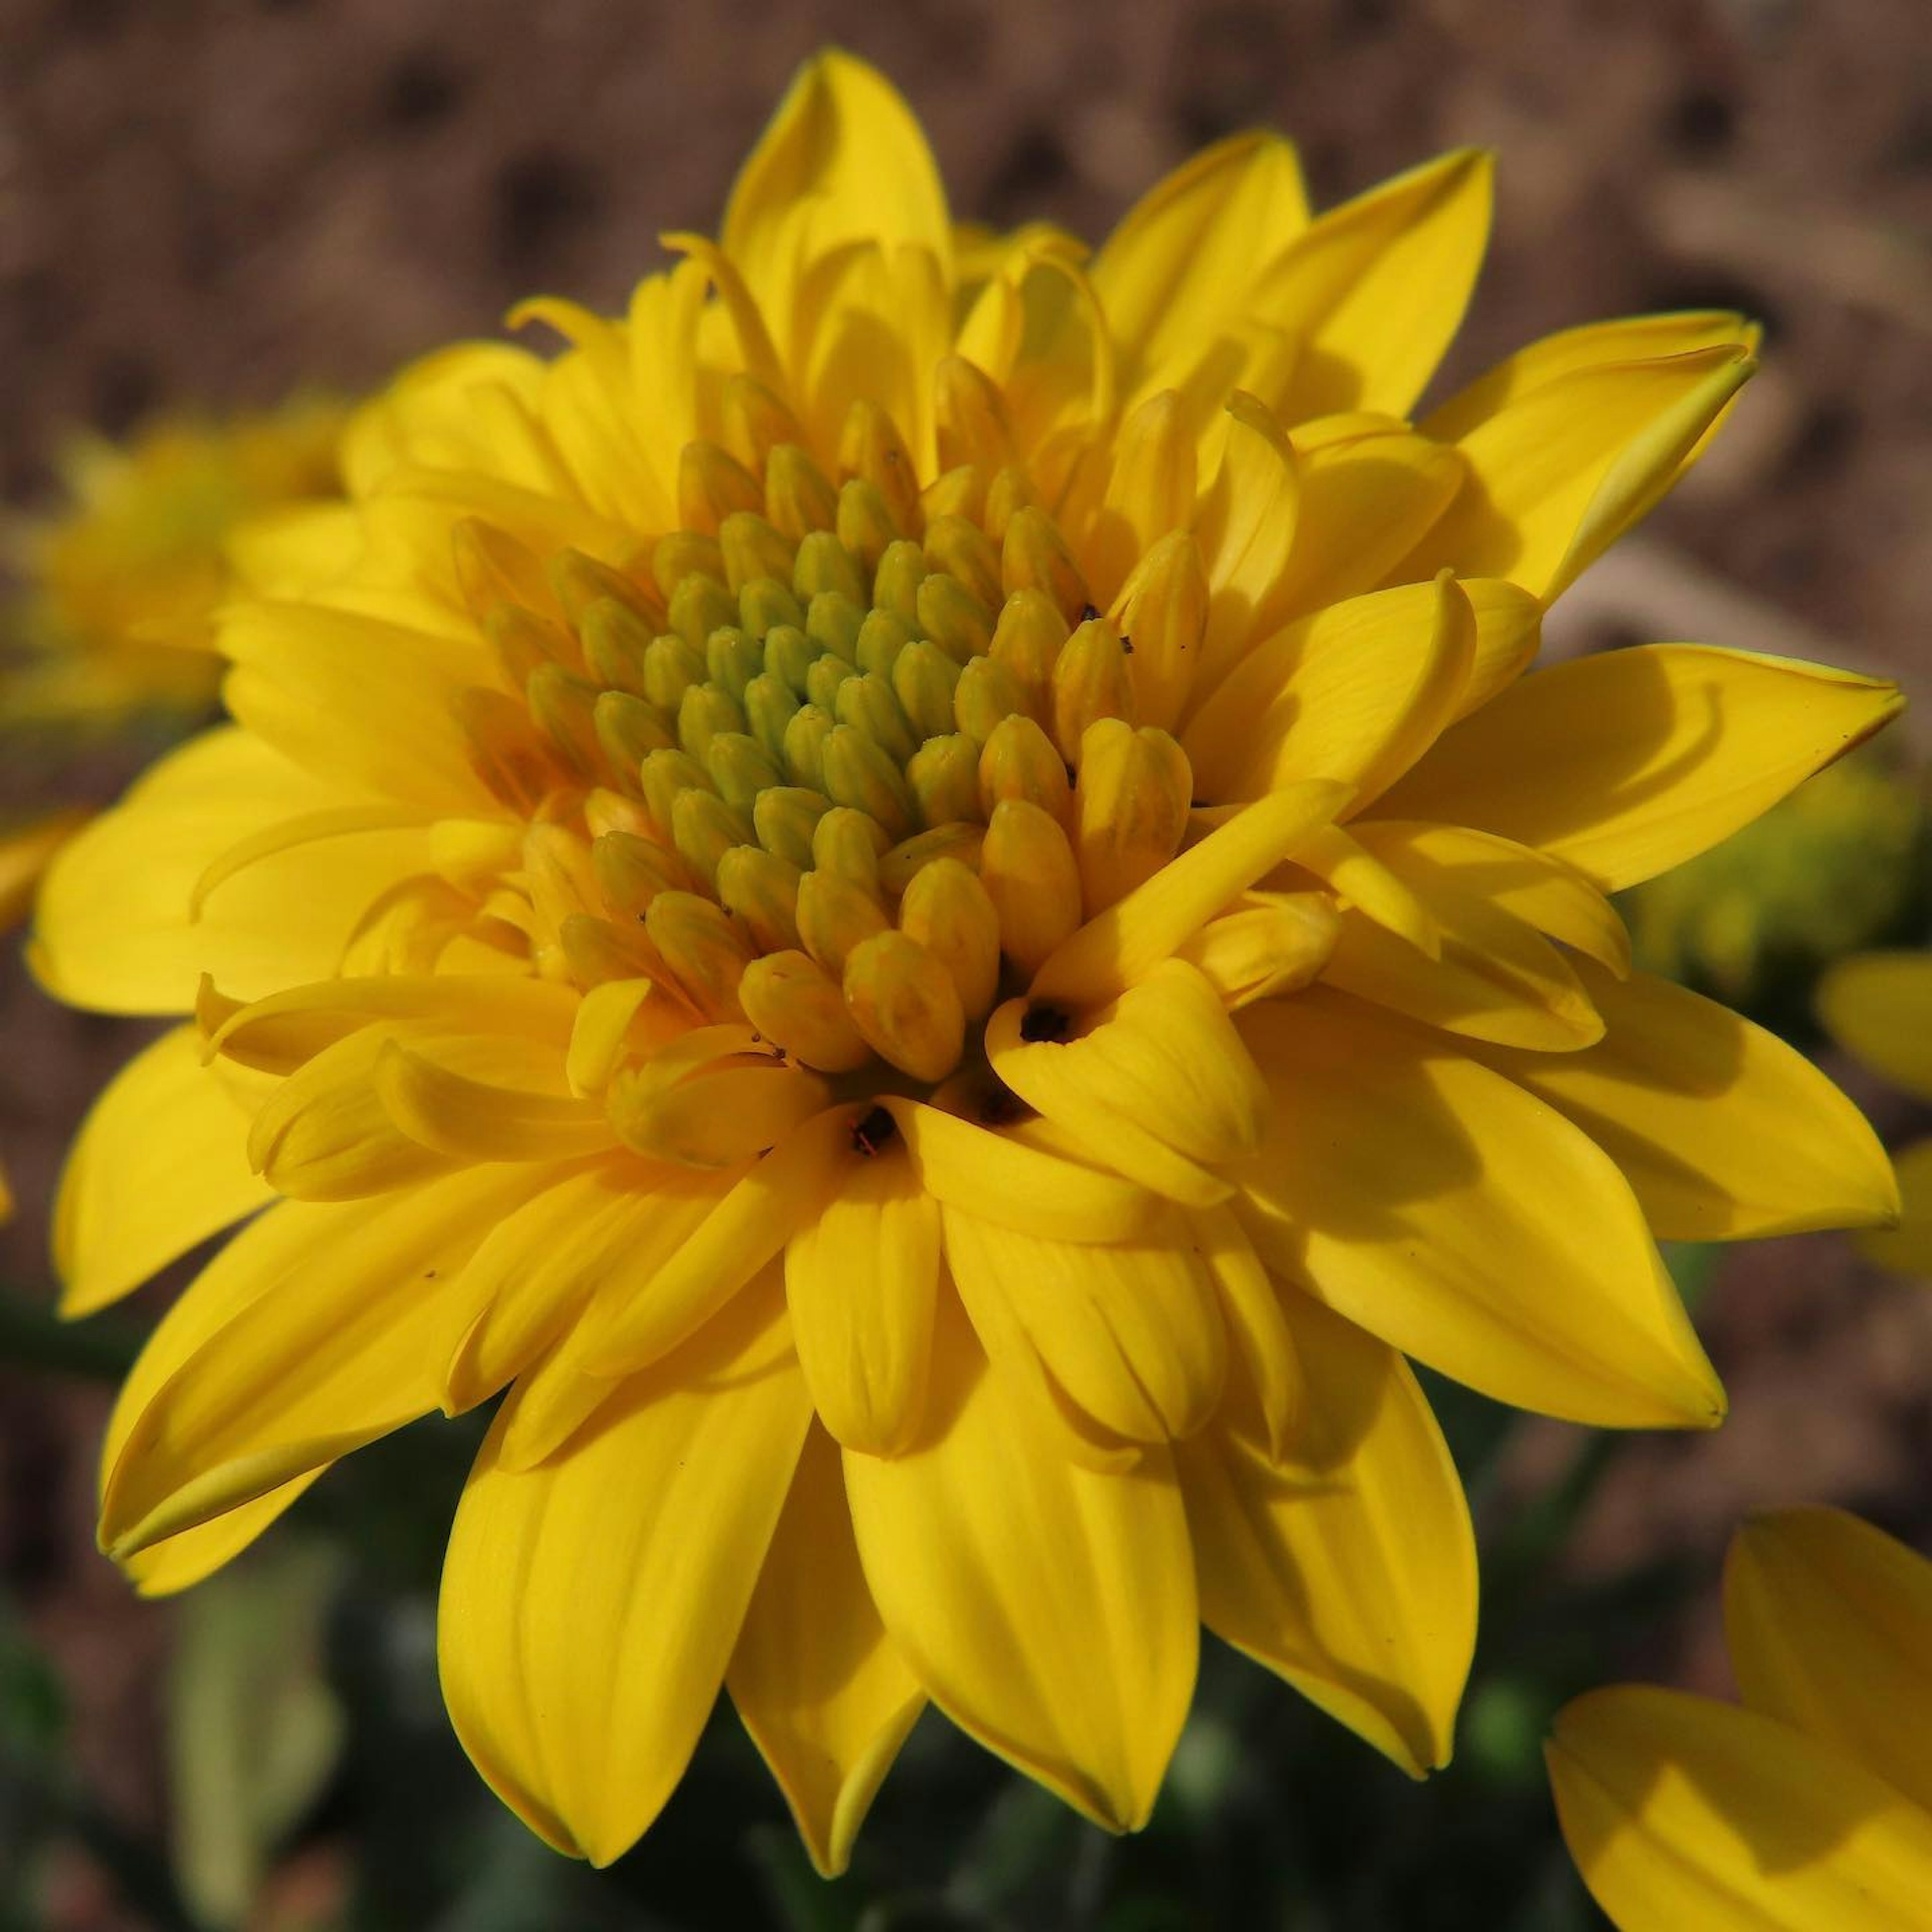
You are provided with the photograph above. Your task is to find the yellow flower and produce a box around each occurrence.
[32,53,1901,1875]
[1548,1508,1932,1927]
[1818,948,1932,1274]
[5,391,348,731]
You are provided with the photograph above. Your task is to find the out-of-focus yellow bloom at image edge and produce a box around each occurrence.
[1819,950,1932,1274]
[31,51,1903,1876]
[1549,1508,1932,1929]
[4,393,348,731]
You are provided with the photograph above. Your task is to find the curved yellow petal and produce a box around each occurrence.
[1183,575,1474,809]
[844,1296,1197,1832]
[55,1026,272,1317]
[1030,779,1349,1007]
[1238,991,1723,1429]
[728,1426,925,1877]
[722,51,951,317]
[944,1204,1226,1444]
[120,1480,323,1599]
[1176,1290,1474,1776]
[1724,1507,1932,1815]
[1423,310,1757,445]
[1474,967,1898,1241]
[1549,1686,1932,1931]
[1378,645,1904,893]
[1817,951,1932,1103]
[1091,131,1310,394]
[440,1282,812,1867]
[101,1164,555,1558]
[785,1141,940,1455]
[1255,149,1493,422]
[30,727,432,1015]
[1401,345,1754,601]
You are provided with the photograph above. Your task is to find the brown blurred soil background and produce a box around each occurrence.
[2,1,1931,1924]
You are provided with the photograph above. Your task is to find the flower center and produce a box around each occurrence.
[453,414,1199,1120]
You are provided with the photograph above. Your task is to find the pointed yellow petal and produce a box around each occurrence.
[944,1205,1226,1443]
[785,1143,940,1455]
[374,1039,615,1163]
[101,1165,555,1558]
[1400,347,1754,601]
[1177,1290,1474,1776]
[1724,1507,1932,1815]
[1030,779,1349,1007]
[1549,1687,1932,1931]
[728,1426,925,1878]
[722,51,951,312]
[1817,951,1932,1103]
[30,728,432,1015]
[441,1283,812,1867]
[1183,575,1474,809]
[1256,149,1493,421]
[1238,992,1723,1429]
[55,1026,272,1317]
[1423,310,1757,445]
[844,1296,1197,1832]
[1091,132,1309,393]
[1190,1204,1303,1462]
[120,1482,323,1599]
[1378,645,1904,892]
[1474,967,1898,1241]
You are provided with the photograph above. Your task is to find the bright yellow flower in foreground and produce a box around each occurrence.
[6,393,348,730]
[33,54,1903,1873]
[1819,949,1932,1277]
[1549,1508,1932,1928]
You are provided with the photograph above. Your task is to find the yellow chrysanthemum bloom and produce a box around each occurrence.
[32,54,1904,1874]
[5,392,348,730]
[1818,948,1932,1274]
[1549,1508,1932,1927]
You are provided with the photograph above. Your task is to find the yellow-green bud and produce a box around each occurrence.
[738,575,805,641]
[796,869,891,976]
[907,734,981,830]
[666,571,737,650]
[980,797,1082,975]
[1073,719,1192,913]
[917,571,995,664]
[843,930,965,1084]
[922,513,1002,608]
[739,949,872,1072]
[714,845,804,954]
[644,890,755,1020]
[718,510,795,594]
[678,439,763,536]
[979,713,1072,823]
[1051,617,1135,764]
[752,786,830,870]
[820,725,914,840]
[793,531,868,609]
[899,857,1001,1020]
[764,443,840,542]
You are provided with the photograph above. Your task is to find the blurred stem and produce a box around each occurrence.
[0,1289,141,1381]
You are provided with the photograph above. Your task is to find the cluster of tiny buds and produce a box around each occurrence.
[448,400,1204,1090]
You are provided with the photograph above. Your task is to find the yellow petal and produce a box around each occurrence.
[1423,310,1758,445]
[944,1205,1226,1443]
[843,1296,1197,1831]
[1548,1687,1932,1931]
[102,1165,555,1558]
[987,960,1267,1205]
[1254,149,1493,422]
[881,1097,1157,1244]
[1473,967,1898,1241]
[1238,992,1723,1428]
[1030,779,1349,1007]
[55,1026,272,1318]
[1193,395,1303,692]
[1378,645,1904,892]
[728,1426,926,1877]
[1177,1290,1474,1776]
[1183,575,1474,809]
[587,1106,854,1376]
[375,1038,616,1163]
[0,807,90,931]
[785,1142,940,1455]
[1091,132,1309,393]
[30,727,433,1015]
[722,51,951,321]
[1399,346,1754,601]
[1817,951,1932,1104]
[442,1159,712,1414]
[1348,821,1631,977]
[1191,1204,1303,1462]
[440,1282,812,1866]
[1724,1506,1932,1814]
[120,1483,322,1600]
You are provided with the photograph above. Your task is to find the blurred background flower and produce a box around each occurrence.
[2,3,1929,1929]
